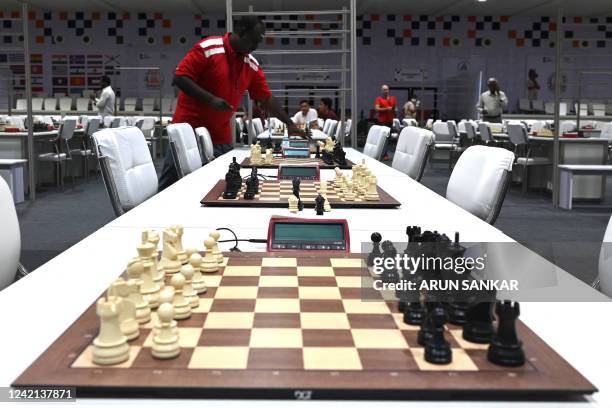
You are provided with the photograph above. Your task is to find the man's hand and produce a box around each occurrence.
[288,122,312,141]
[209,97,233,112]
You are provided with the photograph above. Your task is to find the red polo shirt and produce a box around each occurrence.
[172,33,272,144]
[375,95,397,124]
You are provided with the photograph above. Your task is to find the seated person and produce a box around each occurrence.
[292,100,319,129]
[318,97,338,121]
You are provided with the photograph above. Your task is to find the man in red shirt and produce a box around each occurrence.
[318,97,338,121]
[159,16,306,190]
[374,84,397,128]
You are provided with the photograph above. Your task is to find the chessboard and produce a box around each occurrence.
[200,180,401,209]
[241,156,354,170]
[13,252,596,399]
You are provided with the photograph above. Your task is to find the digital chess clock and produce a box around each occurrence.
[282,147,310,158]
[288,140,309,148]
[277,164,320,181]
[267,217,350,252]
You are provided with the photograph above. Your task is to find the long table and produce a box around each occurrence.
[1,148,610,406]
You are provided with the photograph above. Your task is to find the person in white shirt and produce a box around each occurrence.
[91,76,115,119]
[476,78,508,123]
[291,100,318,128]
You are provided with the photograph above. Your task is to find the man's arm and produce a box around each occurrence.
[476,94,484,113]
[259,95,310,139]
[173,75,233,112]
[95,91,109,109]
[499,92,509,109]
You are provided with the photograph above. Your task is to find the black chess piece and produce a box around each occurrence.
[314,193,325,216]
[315,143,321,159]
[417,302,436,346]
[367,232,382,267]
[425,306,452,364]
[380,240,399,284]
[292,179,304,211]
[333,142,347,166]
[265,136,273,151]
[487,301,525,367]
[322,148,334,166]
[222,166,240,199]
[462,301,495,344]
[243,174,258,200]
[230,156,241,172]
[403,301,425,325]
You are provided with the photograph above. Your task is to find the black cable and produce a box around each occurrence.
[215,227,266,252]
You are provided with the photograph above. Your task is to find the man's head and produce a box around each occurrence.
[319,98,332,113]
[101,75,111,88]
[381,84,389,97]
[528,69,538,79]
[232,16,265,54]
[487,78,499,93]
[299,100,311,115]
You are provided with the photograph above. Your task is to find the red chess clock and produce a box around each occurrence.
[277,164,320,181]
[267,216,350,252]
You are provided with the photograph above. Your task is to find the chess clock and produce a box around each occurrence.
[277,164,320,181]
[267,217,350,252]
[282,147,310,158]
[288,140,309,148]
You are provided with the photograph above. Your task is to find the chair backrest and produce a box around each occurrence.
[195,127,215,163]
[327,120,338,138]
[76,98,90,111]
[363,125,390,161]
[425,118,434,129]
[447,120,459,139]
[322,119,333,135]
[519,98,532,112]
[559,120,577,134]
[31,97,43,111]
[478,123,494,142]
[161,97,174,113]
[252,118,264,135]
[236,117,244,133]
[402,118,418,127]
[600,122,612,140]
[532,100,545,112]
[59,118,77,142]
[0,177,20,291]
[464,121,478,140]
[392,118,401,131]
[58,97,72,111]
[507,123,528,146]
[111,117,128,128]
[85,117,100,137]
[15,99,27,110]
[92,126,158,215]
[545,102,568,115]
[457,120,467,134]
[142,98,157,112]
[43,97,57,111]
[391,126,435,181]
[316,118,324,129]
[575,103,589,116]
[167,123,203,177]
[446,145,515,224]
[103,116,115,128]
[432,121,452,143]
[123,97,137,112]
[136,117,156,138]
[598,213,612,297]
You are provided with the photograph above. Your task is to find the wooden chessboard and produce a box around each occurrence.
[200,180,401,209]
[241,156,354,170]
[12,252,596,399]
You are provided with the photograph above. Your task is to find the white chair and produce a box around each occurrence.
[507,123,551,193]
[425,118,434,129]
[391,127,434,181]
[592,103,606,117]
[195,127,215,164]
[92,126,158,216]
[362,125,390,161]
[600,122,612,140]
[161,97,174,114]
[446,145,515,224]
[247,118,265,144]
[597,214,612,297]
[559,120,577,134]
[123,97,137,113]
[316,118,324,129]
[37,118,77,189]
[71,117,100,182]
[43,97,57,111]
[142,98,157,113]
[58,97,72,111]
[575,103,590,116]
[519,98,532,113]
[544,102,568,116]
[167,123,203,178]
[402,118,418,127]
[326,120,338,138]
[322,119,333,135]
[15,99,27,111]
[532,100,545,113]
[111,117,128,128]
[478,122,495,145]
[136,117,158,157]
[76,98,90,111]
[103,116,115,128]
[432,120,455,168]
[464,121,478,145]
[0,177,24,290]
[32,97,43,111]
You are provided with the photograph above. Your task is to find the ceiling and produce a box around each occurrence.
[1,0,611,16]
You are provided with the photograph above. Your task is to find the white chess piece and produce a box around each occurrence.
[143,230,164,283]
[288,194,299,213]
[136,244,162,309]
[107,279,139,341]
[125,260,151,324]
[344,181,355,201]
[170,273,192,320]
[189,252,207,294]
[265,148,273,164]
[92,297,130,365]
[157,288,178,336]
[160,228,181,274]
[365,175,380,201]
[171,225,188,265]
[323,195,331,212]
[151,303,181,359]
[201,238,220,273]
[209,231,224,264]
[180,264,199,309]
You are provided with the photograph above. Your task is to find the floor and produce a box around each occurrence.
[14,148,612,286]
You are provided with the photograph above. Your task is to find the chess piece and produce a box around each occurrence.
[315,142,321,159]
[292,179,304,211]
[201,237,220,273]
[463,301,495,344]
[403,301,425,325]
[425,306,452,364]
[243,176,256,199]
[367,232,383,267]
[171,225,188,265]
[157,288,178,336]
[380,240,399,284]
[333,142,347,166]
[170,273,191,320]
[180,264,199,309]
[344,181,355,201]
[160,228,181,274]
[334,167,343,185]
[188,251,207,294]
[107,279,139,341]
[487,301,525,367]
[417,303,436,346]
[288,194,299,214]
[143,230,164,283]
[265,148,273,164]
[151,303,181,359]
[92,297,130,365]
[315,193,325,216]
[365,176,380,201]
[209,231,224,264]
[323,195,331,212]
[125,260,151,324]
[136,245,162,309]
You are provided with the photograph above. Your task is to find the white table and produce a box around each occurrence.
[1,148,610,407]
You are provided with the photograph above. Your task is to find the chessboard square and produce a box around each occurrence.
[131,347,194,369]
[129,328,151,346]
[412,348,478,371]
[302,329,355,347]
[193,298,213,313]
[255,298,300,313]
[342,299,390,314]
[330,258,363,268]
[220,257,229,267]
[253,313,301,328]
[359,349,417,370]
[347,313,398,329]
[218,276,260,286]
[393,313,420,331]
[71,345,141,368]
[203,275,222,288]
[214,286,258,299]
[198,329,252,346]
[303,347,362,370]
[189,346,249,369]
[301,312,350,329]
[300,299,345,313]
[297,277,337,287]
[257,287,299,298]
[262,257,297,267]
[225,257,263,266]
[465,349,536,372]
[249,328,303,348]
[247,348,304,369]
[222,266,262,276]
[296,266,335,277]
[351,329,409,349]
[176,313,207,328]
[203,312,254,329]
[297,257,332,267]
[142,328,200,348]
[259,276,299,287]
[260,267,298,276]
[210,299,256,312]
[335,276,362,288]
[449,329,489,350]
[299,286,341,299]
[333,267,364,277]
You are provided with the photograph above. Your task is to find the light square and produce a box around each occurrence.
[203,312,254,329]
[297,267,335,277]
[330,258,363,268]
[255,299,300,313]
[214,286,258,299]
[351,329,409,349]
[300,312,350,329]
[204,275,222,287]
[262,257,297,267]
[412,348,479,371]
[189,346,249,369]
[259,276,299,287]
[193,298,214,313]
[249,328,303,348]
[449,330,490,350]
[71,346,141,368]
[143,328,202,348]
[142,313,159,329]
[335,276,363,288]
[303,347,362,370]
[222,266,262,276]
[342,299,391,314]
[299,287,342,299]
[392,313,419,331]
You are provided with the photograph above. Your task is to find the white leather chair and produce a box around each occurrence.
[597,214,612,297]
[326,120,338,138]
[322,119,332,136]
[32,97,43,111]
[600,122,612,140]
[519,98,532,113]
[507,123,551,193]
[122,97,137,113]
[446,145,515,224]
[43,97,57,111]
[37,118,77,189]
[76,98,90,111]
[532,100,545,113]
[316,118,324,129]
[136,117,158,157]
[71,117,100,182]
[167,123,203,178]
[103,116,115,128]
[402,118,418,127]
[195,127,215,164]
[142,97,157,113]
[161,97,174,114]
[15,98,27,111]
[478,122,495,145]
[575,103,590,116]
[111,117,128,128]
[391,127,434,181]
[59,97,72,111]
[92,126,158,216]
[248,118,265,144]
[0,177,23,291]
[362,125,390,161]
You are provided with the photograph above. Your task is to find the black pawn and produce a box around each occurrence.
[314,193,325,216]
[315,143,321,159]
[425,306,452,365]
[380,240,399,284]
[417,303,436,346]
[367,232,382,267]
[447,302,469,326]
[487,301,525,367]
[462,301,495,344]
[403,301,425,325]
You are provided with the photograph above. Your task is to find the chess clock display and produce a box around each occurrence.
[267,217,350,252]
[282,147,310,158]
[277,164,320,181]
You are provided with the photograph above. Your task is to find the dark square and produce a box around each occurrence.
[541,31,549,39]
[76,27,84,36]
[129,328,151,346]
[138,28,147,36]
[476,22,484,30]
[475,38,483,47]
[226,257,262,266]
[598,25,606,31]
[533,22,541,30]
[210,299,256,312]
[363,21,371,29]
[274,15,281,20]
[395,37,403,46]
[198,329,251,346]
[3,21,11,28]
[261,267,297,276]
[427,21,435,30]
[3,36,12,44]
[44,12,52,20]
[359,349,417,370]
[253,313,301,328]
[386,28,395,37]
[248,348,303,369]
[265,22,273,29]
[484,16,493,22]
[298,277,337,287]
[419,15,428,22]
[607,31,612,39]
[297,257,332,267]
[176,313,207,327]
[281,23,290,29]
[532,39,541,47]
[281,38,290,45]
[387,14,396,21]
[525,30,533,39]
[590,17,599,23]
[410,36,419,44]
[347,313,397,329]
[443,22,452,30]
[330,38,338,45]
[76,11,84,19]
[541,16,550,22]
[302,329,354,347]
[131,347,194,369]
[330,23,338,29]
[116,36,124,44]
[597,40,606,48]
[356,28,363,37]
[466,349,536,372]
[138,13,146,20]
[116,20,123,28]
[217,19,226,28]
[452,15,460,22]
[258,287,298,298]
[427,37,435,46]
[289,15,298,20]
[44,28,52,36]
[332,267,363,276]
[195,28,202,36]
[564,30,573,38]
[219,276,259,286]
[300,299,344,313]
[201,19,209,28]
[146,19,155,28]
[607,17,612,23]
[363,37,371,45]
[84,20,92,28]
[67,20,76,28]
[357,15,363,21]
[298,38,306,45]
[492,22,500,30]
[298,23,306,29]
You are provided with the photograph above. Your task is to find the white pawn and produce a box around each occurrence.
[201,238,220,273]
[151,303,181,360]
[157,288,178,336]
[189,252,207,294]
[107,279,139,341]
[92,297,130,365]
[288,194,299,213]
[180,264,199,309]
[265,148,273,164]
[344,181,355,201]
[126,260,151,324]
[323,195,331,212]
[170,273,192,320]
[209,231,224,264]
